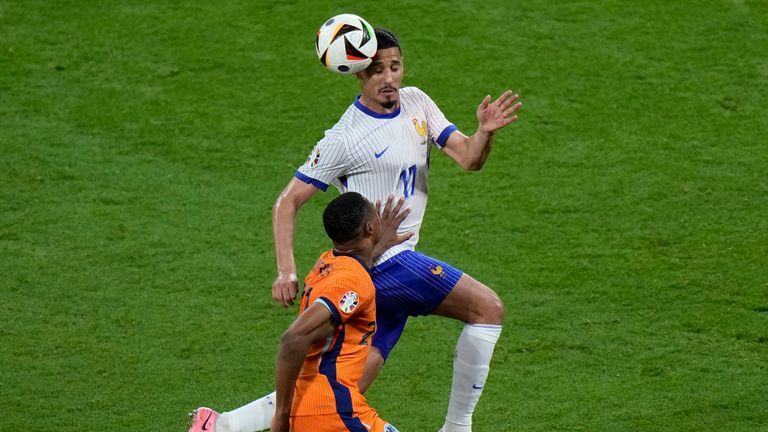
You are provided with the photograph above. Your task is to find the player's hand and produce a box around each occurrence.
[270,412,290,432]
[477,90,522,133]
[374,195,414,255]
[272,272,299,309]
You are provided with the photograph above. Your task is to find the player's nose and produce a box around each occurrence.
[382,69,395,84]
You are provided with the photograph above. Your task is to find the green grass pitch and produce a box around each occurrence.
[1,1,767,431]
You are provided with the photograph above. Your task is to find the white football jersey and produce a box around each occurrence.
[296,86,458,264]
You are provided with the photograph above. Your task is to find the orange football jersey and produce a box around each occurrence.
[291,249,377,419]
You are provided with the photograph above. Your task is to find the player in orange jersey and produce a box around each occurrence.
[270,192,410,432]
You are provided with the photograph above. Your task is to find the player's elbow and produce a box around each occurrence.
[273,194,301,228]
[279,328,307,355]
[461,157,486,171]
[465,162,484,171]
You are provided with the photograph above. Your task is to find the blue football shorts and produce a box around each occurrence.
[370,250,463,360]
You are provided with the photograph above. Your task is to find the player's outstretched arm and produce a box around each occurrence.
[442,90,522,171]
[271,303,336,432]
[372,195,414,259]
[272,178,319,308]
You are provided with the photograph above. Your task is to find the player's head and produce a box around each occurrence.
[356,27,403,112]
[323,192,380,246]
[374,28,401,54]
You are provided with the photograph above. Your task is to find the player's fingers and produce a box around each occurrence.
[381,194,395,215]
[497,92,519,109]
[375,198,382,213]
[386,194,395,210]
[273,279,297,308]
[397,231,415,242]
[280,291,294,308]
[276,291,290,308]
[479,94,491,109]
[497,89,514,102]
[394,207,411,224]
[503,102,523,117]
[391,196,406,215]
[286,287,297,306]
[274,286,289,308]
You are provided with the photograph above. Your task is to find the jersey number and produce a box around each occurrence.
[400,164,417,198]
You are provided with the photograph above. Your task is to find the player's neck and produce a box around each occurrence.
[332,242,375,268]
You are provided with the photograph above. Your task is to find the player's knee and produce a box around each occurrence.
[476,289,504,324]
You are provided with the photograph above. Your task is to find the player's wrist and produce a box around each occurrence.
[477,125,495,136]
[276,271,298,282]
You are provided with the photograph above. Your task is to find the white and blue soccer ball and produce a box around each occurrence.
[315,13,377,75]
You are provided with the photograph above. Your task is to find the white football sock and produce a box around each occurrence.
[442,324,502,432]
[216,391,276,432]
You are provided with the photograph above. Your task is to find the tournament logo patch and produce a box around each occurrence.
[306,146,321,167]
[338,291,359,313]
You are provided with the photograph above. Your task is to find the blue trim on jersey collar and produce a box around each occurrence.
[354,95,400,119]
[294,171,329,191]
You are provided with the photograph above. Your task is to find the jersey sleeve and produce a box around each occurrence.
[414,87,459,149]
[313,271,374,326]
[295,132,350,192]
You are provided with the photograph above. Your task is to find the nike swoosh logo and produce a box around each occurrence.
[375,147,390,158]
[202,412,213,431]
[472,384,484,390]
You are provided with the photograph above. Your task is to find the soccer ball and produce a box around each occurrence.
[315,14,377,75]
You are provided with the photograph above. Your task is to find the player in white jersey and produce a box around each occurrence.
[295,85,452,265]
[189,27,521,432]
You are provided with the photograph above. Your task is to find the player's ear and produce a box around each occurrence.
[363,220,375,237]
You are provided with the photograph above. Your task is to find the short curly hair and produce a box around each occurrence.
[322,192,373,243]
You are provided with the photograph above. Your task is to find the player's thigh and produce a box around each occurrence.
[371,251,462,315]
[431,273,504,324]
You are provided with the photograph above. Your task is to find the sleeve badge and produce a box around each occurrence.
[306,146,321,167]
[338,291,360,313]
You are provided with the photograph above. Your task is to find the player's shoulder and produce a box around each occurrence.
[309,252,374,299]
[330,253,370,276]
[400,86,437,111]
[321,101,369,142]
[400,86,428,99]
[313,251,370,277]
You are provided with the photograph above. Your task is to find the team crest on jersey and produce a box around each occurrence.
[412,117,427,137]
[430,265,446,277]
[338,291,359,313]
[412,117,429,148]
[306,146,321,167]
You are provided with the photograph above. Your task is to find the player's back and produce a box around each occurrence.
[292,250,376,417]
